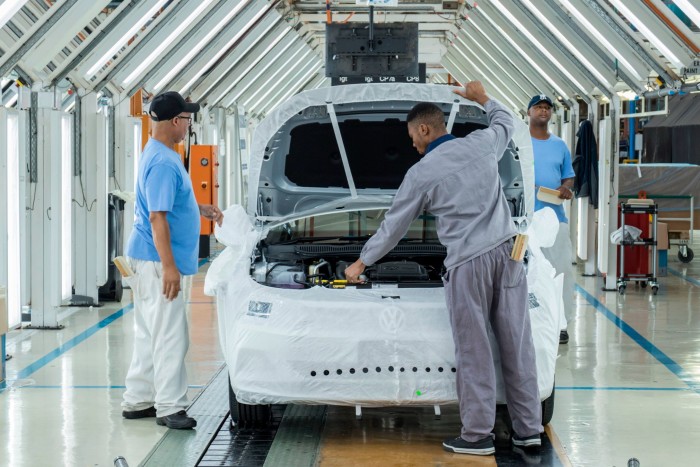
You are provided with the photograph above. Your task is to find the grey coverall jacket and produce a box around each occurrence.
[360,98,543,442]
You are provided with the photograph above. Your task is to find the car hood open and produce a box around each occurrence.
[248,83,534,226]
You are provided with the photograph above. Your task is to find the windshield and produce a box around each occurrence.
[265,210,440,244]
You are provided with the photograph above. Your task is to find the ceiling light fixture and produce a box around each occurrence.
[242,47,311,108]
[210,28,290,106]
[153,0,253,93]
[180,6,274,96]
[672,0,700,32]
[608,0,684,69]
[475,9,570,98]
[224,36,297,107]
[488,0,589,94]
[522,0,611,88]
[558,0,643,81]
[0,0,29,31]
[122,0,217,86]
[85,0,170,78]
[449,47,519,109]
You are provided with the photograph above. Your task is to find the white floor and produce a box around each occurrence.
[2,242,700,466]
[0,269,224,467]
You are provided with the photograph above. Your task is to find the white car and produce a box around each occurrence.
[205,83,562,428]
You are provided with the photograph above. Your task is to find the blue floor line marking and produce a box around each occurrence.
[1,258,211,393]
[669,267,700,287]
[0,304,133,392]
[576,284,700,395]
[2,384,205,389]
[555,386,686,391]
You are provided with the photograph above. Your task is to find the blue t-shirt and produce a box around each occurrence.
[533,134,575,223]
[126,139,200,275]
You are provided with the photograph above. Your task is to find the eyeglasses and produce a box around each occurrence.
[175,115,192,124]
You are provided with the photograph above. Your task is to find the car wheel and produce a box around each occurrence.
[541,384,555,426]
[678,247,694,263]
[228,378,272,428]
[493,404,512,441]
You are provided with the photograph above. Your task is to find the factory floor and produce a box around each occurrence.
[1,239,700,467]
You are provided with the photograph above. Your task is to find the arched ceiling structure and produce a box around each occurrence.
[0,0,698,117]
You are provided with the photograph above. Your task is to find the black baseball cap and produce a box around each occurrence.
[149,91,200,121]
[528,94,554,110]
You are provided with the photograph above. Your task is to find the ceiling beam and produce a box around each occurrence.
[581,0,676,84]
[543,0,643,94]
[152,0,271,96]
[0,0,82,78]
[125,0,234,97]
[49,0,142,88]
[91,0,191,94]
[507,0,612,97]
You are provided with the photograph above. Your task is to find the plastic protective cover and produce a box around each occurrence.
[205,206,562,407]
[246,83,535,226]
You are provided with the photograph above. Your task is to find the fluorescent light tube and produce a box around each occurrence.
[608,0,684,69]
[475,9,569,99]
[212,28,291,107]
[488,0,589,94]
[85,0,170,78]
[673,0,700,31]
[179,5,273,95]
[0,0,29,31]
[122,0,217,86]
[558,0,643,81]
[153,0,252,93]
[522,0,611,88]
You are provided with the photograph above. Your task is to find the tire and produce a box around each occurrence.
[678,247,694,263]
[541,385,555,426]
[228,379,238,430]
[494,382,555,434]
[228,378,272,428]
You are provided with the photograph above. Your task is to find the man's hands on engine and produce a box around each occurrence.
[344,259,367,284]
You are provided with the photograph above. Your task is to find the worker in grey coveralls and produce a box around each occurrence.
[344,81,542,456]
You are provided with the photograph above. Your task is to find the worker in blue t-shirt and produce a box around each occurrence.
[528,94,575,345]
[121,91,223,430]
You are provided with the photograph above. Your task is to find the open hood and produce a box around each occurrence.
[248,83,534,225]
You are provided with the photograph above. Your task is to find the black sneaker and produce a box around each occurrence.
[122,406,156,419]
[442,435,495,455]
[559,330,569,344]
[156,410,197,429]
[512,433,542,448]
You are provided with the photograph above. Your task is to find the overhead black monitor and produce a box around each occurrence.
[325,22,419,78]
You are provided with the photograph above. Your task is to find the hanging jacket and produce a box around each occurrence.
[572,120,599,208]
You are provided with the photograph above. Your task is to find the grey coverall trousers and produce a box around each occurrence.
[444,240,542,442]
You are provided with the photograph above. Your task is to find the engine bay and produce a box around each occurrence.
[251,240,447,289]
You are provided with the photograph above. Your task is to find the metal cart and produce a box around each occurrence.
[618,202,659,295]
[620,194,694,263]
[656,195,694,263]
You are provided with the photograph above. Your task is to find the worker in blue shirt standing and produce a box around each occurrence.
[529,94,576,345]
[121,91,223,429]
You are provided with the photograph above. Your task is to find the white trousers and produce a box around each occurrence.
[541,222,575,330]
[122,258,190,417]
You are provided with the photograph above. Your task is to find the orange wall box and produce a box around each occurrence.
[190,145,219,258]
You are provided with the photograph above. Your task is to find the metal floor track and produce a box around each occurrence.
[140,365,563,466]
[140,365,231,467]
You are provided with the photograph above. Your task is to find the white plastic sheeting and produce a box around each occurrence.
[205,205,562,407]
[246,83,535,226]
